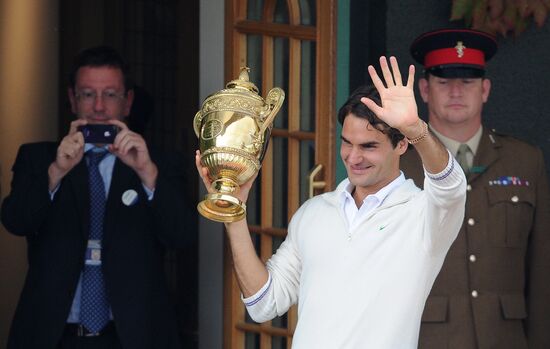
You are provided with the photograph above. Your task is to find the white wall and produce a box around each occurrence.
[198,0,225,348]
[0,0,59,346]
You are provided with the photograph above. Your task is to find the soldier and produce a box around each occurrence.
[401,28,550,348]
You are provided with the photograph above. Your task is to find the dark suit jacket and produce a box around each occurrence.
[1,142,195,349]
[401,128,550,349]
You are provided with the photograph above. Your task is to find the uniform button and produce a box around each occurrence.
[511,195,519,203]
[468,218,475,226]
[467,184,472,191]
[469,254,476,262]
[471,290,478,298]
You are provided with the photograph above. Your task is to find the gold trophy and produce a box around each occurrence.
[194,67,285,222]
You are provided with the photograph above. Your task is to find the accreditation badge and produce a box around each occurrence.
[85,239,102,266]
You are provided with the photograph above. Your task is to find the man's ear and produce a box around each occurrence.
[418,78,429,103]
[396,138,408,156]
[68,88,77,114]
[481,78,491,103]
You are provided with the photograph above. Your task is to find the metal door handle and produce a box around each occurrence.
[308,164,326,199]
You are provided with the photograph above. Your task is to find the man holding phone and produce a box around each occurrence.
[1,46,193,348]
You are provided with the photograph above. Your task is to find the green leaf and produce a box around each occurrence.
[494,19,510,36]
[531,0,549,26]
[473,0,489,28]
[451,0,475,20]
[488,0,505,19]
[503,0,518,28]
[450,0,549,37]
[513,16,528,35]
[515,0,529,17]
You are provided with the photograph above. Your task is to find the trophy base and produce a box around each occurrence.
[197,193,247,223]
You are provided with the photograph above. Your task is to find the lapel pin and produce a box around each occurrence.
[122,189,138,206]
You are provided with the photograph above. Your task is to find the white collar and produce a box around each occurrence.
[339,172,406,208]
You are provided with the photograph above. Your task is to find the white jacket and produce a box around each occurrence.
[244,156,466,348]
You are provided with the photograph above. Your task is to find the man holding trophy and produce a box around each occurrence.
[196,56,467,348]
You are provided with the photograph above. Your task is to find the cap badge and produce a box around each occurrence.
[454,41,466,58]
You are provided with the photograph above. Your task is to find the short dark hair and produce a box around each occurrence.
[68,45,133,92]
[337,85,405,148]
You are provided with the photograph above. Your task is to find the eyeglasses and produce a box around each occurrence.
[75,90,126,105]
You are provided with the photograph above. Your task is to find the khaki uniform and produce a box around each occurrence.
[401,128,550,349]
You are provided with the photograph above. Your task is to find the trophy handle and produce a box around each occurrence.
[193,111,203,138]
[259,87,285,134]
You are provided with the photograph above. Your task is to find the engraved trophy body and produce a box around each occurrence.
[194,68,285,222]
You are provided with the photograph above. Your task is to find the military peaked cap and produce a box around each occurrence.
[410,28,497,78]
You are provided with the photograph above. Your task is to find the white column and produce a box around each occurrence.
[198,0,225,348]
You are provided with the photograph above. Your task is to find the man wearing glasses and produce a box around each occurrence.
[1,46,193,348]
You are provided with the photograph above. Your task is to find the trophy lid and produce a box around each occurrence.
[193,66,285,138]
[225,67,259,94]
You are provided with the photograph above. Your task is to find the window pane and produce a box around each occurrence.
[274,0,289,24]
[272,137,289,228]
[272,335,288,348]
[246,171,261,225]
[273,37,289,129]
[245,332,260,349]
[300,0,316,25]
[272,235,285,253]
[299,140,316,204]
[247,0,265,21]
[300,40,316,132]
[271,313,288,328]
[247,35,263,93]
[252,232,261,258]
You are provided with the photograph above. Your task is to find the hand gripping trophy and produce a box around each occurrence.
[194,67,285,222]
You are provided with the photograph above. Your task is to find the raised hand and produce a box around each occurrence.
[361,56,421,137]
[108,119,158,190]
[195,150,214,194]
[48,119,88,190]
[195,150,257,205]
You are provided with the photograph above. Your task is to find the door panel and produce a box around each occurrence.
[224,1,336,348]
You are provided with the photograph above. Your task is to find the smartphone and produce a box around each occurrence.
[78,124,118,144]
